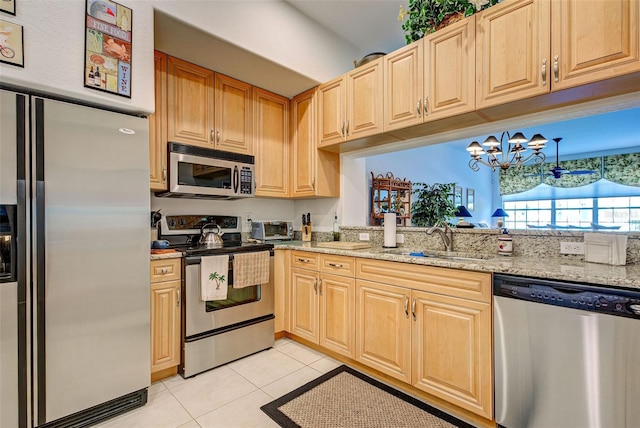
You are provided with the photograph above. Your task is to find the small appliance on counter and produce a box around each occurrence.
[251,221,294,241]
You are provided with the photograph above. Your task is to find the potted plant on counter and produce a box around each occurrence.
[411,182,457,226]
[398,0,501,44]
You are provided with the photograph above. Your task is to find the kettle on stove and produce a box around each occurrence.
[199,223,224,247]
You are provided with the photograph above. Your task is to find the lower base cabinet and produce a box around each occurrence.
[289,252,355,359]
[150,258,181,381]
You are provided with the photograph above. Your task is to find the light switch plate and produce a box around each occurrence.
[359,233,370,241]
[396,233,405,244]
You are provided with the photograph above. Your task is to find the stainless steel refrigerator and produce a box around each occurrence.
[0,88,150,427]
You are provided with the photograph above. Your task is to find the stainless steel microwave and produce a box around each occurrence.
[156,142,255,199]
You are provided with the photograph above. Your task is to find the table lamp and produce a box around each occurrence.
[492,208,509,228]
[454,205,473,227]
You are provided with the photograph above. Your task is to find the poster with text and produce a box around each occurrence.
[84,0,132,97]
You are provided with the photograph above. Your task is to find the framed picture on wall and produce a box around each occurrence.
[453,185,463,207]
[84,0,132,98]
[0,19,23,67]
[467,188,475,211]
[0,0,15,16]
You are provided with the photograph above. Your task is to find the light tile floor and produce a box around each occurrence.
[94,338,342,428]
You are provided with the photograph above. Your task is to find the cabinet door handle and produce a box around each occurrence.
[553,55,559,83]
[297,258,310,263]
[176,289,180,308]
[210,129,215,142]
[424,96,429,116]
[318,279,322,296]
[416,98,422,116]
[541,58,547,86]
[404,296,409,319]
[328,263,343,268]
[341,121,345,137]
[312,178,316,191]
[313,278,318,294]
[345,119,349,136]
[216,130,221,143]
[411,298,416,321]
[162,168,167,182]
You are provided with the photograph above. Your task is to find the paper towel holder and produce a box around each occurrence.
[382,212,398,248]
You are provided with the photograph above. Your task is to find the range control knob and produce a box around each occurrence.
[629,304,640,315]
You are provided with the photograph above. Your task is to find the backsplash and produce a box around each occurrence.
[340,226,640,265]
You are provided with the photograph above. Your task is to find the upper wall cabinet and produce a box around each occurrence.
[291,88,340,198]
[150,51,168,191]
[318,58,384,147]
[215,73,253,155]
[384,41,424,132]
[475,0,551,108]
[167,56,215,147]
[476,0,640,109]
[166,57,253,155]
[424,15,476,121]
[550,0,640,91]
[254,87,290,197]
[384,17,475,131]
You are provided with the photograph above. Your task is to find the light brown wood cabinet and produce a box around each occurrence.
[424,15,476,121]
[165,56,253,154]
[318,58,384,147]
[290,88,340,198]
[253,87,289,197]
[167,56,215,148]
[150,258,181,382]
[215,73,253,155]
[355,258,493,419]
[289,251,355,358]
[150,51,168,191]
[476,0,640,108]
[356,279,412,383]
[384,40,424,132]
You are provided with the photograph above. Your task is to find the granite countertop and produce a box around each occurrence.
[150,251,183,260]
[274,241,640,290]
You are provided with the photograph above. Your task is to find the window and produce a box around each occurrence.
[503,196,640,231]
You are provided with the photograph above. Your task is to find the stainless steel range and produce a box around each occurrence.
[158,214,274,378]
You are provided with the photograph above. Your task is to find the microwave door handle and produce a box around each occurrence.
[233,165,239,193]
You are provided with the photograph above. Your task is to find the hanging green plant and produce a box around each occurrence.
[411,182,457,227]
[398,0,501,44]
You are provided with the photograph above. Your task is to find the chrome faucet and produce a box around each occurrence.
[427,223,453,252]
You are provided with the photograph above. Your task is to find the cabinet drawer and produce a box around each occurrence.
[291,251,319,270]
[320,254,355,277]
[356,258,491,303]
[150,258,181,283]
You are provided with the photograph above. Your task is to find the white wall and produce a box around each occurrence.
[0,0,155,113]
[153,0,359,84]
[362,143,495,226]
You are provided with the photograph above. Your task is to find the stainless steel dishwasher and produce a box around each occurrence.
[494,274,640,428]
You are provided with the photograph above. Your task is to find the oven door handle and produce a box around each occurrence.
[233,165,239,193]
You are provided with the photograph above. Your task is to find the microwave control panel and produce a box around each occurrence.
[240,166,253,195]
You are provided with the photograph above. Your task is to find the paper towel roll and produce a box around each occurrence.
[383,213,397,248]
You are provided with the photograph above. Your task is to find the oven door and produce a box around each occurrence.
[184,254,274,338]
[169,151,240,198]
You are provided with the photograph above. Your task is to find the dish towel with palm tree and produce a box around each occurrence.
[200,255,229,301]
[233,251,270,289]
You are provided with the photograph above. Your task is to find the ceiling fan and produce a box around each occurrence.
[528,138,598,179]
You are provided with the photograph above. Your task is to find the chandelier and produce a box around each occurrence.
[466,131,547,172]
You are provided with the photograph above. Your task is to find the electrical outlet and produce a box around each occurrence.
[245,212,252,222]
[359,233,370,241]
[560,242,585,255]
[396,233,405,244]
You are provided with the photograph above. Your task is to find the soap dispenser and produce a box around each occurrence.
[497,228,513,256]
[333,212,340,241]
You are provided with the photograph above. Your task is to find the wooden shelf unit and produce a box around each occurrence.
[370,172,412,226]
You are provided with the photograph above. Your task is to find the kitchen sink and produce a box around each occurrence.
[382,249,490,261]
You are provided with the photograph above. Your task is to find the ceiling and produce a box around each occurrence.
[286,0,407,57]
[154,1,640,156]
